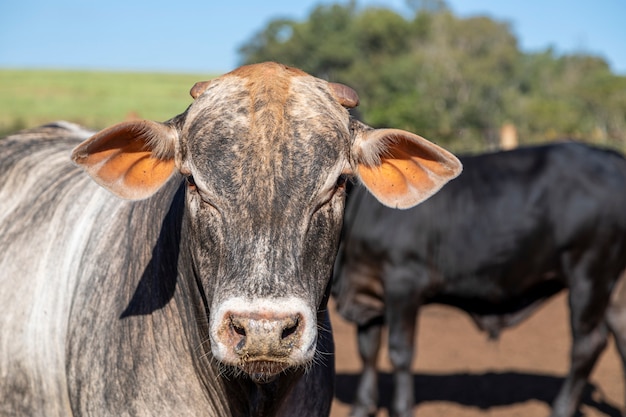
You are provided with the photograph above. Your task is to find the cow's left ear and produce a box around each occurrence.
[353,125,462,209]
[71,120,178,200]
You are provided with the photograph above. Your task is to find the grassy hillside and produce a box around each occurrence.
[0,69,217,136]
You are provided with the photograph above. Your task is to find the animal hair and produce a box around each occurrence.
[134,120,177,161]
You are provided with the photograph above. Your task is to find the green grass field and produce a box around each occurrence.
[0,69,218,136]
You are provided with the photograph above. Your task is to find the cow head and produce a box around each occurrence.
[71,62,461,383]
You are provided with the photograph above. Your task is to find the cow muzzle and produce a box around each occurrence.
[210,297,317,383]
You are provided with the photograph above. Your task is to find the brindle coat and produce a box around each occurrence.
[0,63,461,416]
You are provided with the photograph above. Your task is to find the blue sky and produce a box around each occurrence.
[1,0,625,76]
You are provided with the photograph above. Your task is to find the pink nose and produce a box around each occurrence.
[215,311,306,383]
[223,312,303,359]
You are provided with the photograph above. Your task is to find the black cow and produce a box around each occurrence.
[333,142,626,417]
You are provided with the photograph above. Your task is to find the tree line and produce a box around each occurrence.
[238,1,626,152]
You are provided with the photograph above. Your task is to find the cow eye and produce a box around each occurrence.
[186,175,197,190]
[335,174,349,191]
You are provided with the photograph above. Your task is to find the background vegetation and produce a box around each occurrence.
[239,0,626,153]
[1,1,625,154]
[0,70,208,136]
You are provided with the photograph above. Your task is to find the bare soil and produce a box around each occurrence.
[329,292,625,417]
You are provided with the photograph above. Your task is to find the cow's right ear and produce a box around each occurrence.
[352,124,462,209]
[71,120,178,200]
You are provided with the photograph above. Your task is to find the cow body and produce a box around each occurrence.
[333,142,626,417]
[0,63,461,416]
[0,124,238,416]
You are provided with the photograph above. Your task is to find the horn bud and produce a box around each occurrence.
[329,82,359,108]
[190,81,212,99]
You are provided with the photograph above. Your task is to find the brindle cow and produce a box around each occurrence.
[0,62,461,417]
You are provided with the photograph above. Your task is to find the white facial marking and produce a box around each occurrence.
[210,296,317,364]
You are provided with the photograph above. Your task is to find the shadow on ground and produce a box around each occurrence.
[335,371,622,417]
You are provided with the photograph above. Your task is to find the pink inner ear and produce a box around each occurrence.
[358,159,440,210]
[356,131,462,209]
[390,134,462,178]
[358,156,435,201]
[72,121,177,200]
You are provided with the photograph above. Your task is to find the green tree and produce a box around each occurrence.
[239,3,359,80]
[239,1,626,151]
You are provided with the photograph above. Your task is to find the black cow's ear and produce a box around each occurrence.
[353,127,462,209]
[71,120,178,200]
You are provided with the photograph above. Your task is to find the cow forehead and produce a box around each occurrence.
[183,63,349,141]
[179,63,351,207]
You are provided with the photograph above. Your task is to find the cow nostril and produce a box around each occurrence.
[231,319,246,337]
[281,317,299,340]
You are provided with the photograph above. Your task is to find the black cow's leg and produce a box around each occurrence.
[605,272,626,416]
[351,319,383,417]
[553,254,611,417]
[386,280,420,417]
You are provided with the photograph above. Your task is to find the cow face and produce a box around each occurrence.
[71,62,462,383]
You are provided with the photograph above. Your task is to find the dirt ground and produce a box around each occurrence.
[328,293,625,417]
